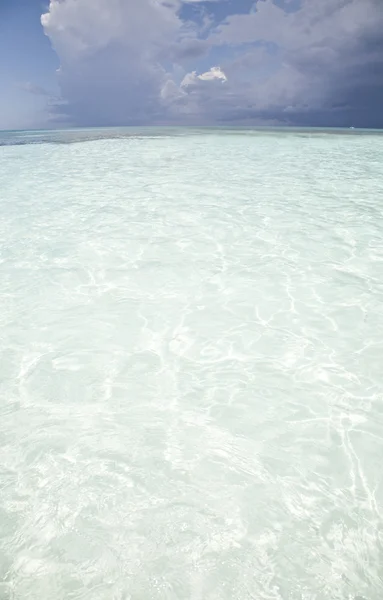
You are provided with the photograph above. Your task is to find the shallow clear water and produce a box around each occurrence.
[1,127,383,600]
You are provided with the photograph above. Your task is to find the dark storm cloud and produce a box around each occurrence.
[201,0,383,127]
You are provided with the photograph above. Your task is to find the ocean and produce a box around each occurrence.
[1,127,383,599]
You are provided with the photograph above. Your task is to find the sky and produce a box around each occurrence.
[0,0,382,130]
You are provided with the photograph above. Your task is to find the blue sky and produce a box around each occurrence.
[1,0,382,130]
[0,0,58,129]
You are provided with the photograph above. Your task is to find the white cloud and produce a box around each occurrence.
[40,0,383,127]
[181,66,227,87]
[41,0,187,124]
[204,0,383,124]
[210,0,379,50]
[41,0,181,63]
[197,66,227,83]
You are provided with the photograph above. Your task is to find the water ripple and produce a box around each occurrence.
[1,129,383,599]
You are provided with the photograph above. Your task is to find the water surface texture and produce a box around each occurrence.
[1,128,383,600]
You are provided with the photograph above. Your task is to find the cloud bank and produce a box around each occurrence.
[41,0,383,127]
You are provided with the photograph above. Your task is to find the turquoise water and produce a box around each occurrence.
[1,127,383,599]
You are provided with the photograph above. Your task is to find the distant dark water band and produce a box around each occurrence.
[1,126,382,147]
